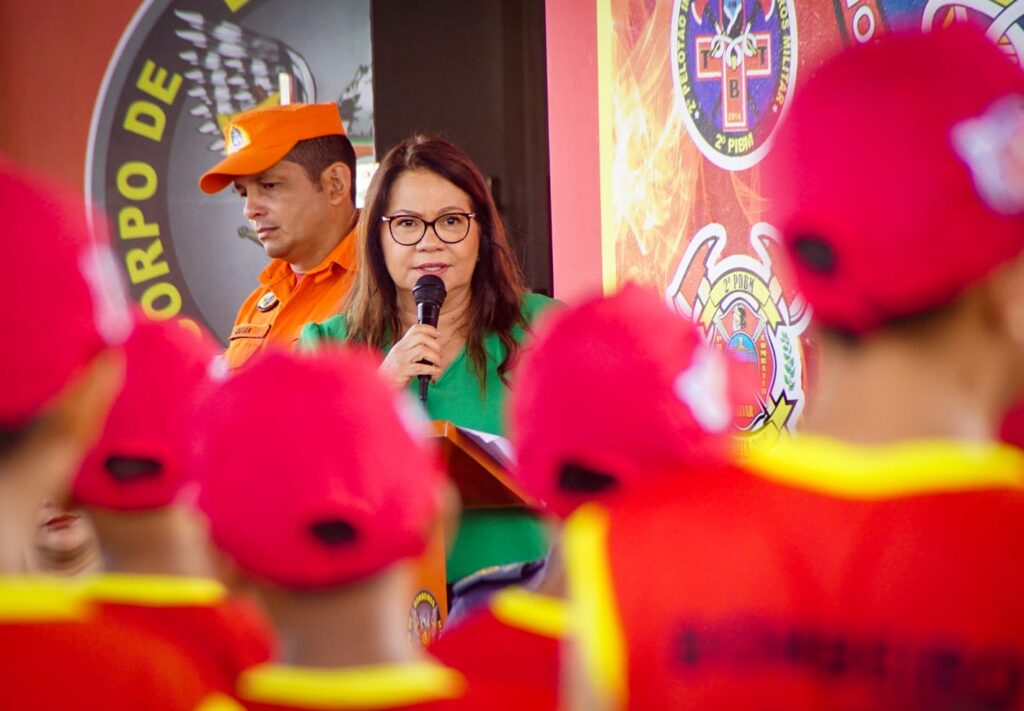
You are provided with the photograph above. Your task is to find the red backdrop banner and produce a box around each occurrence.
[546,0,1020,447]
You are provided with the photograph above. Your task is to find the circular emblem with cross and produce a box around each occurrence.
[671,0,798,170]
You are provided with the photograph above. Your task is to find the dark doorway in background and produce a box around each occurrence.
[371,0,552,295]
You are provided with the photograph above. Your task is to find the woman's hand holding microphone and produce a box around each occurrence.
[378,324,444,390]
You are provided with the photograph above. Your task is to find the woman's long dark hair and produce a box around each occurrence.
[343,135,528,385]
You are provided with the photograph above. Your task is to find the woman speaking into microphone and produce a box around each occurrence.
[300,134,557,586]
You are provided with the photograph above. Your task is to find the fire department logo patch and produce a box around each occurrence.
[407,590,443,647]
[667,222,810,453]
[671,0,797,170]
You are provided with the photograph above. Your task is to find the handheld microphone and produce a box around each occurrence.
[412,274,447,403]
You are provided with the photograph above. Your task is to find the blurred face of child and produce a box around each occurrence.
[28,500,100,577]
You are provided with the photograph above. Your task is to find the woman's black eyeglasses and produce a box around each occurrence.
[381,212,476,246]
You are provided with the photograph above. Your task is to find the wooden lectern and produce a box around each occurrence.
[407,420,535,647]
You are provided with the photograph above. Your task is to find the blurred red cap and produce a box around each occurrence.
[510,283,742,519]
[767,25,1024,334]
[194,347,446,589]
[0,158,131,427]
[72,312,218,511]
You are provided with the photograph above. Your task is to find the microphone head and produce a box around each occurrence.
[413,274,447,307]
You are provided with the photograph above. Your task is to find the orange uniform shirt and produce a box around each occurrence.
[565,439,1024,710]
[0,576,239,710]
[225,226,357,370]
[429,587,562,709]
[82,574,275,695]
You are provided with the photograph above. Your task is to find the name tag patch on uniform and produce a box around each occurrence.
[256,292,280,312]
[229,323,271,340]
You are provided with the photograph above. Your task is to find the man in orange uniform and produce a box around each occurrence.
[199,102,359,369]
[0,161,237,710]
[564,27,1024,710]
[431,284,741,709]
[72,315,275,696]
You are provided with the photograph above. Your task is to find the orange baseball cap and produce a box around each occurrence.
[198,102,346,194]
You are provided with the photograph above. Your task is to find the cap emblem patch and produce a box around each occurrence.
[951,94,1024,216]
[226,124,251,155]
[674,344,731,433]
